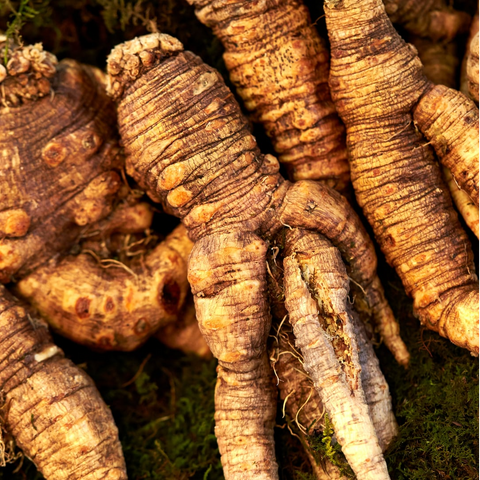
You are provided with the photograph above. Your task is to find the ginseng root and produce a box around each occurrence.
[281,228,390,479]
[0,40,122,284]
[268,231,397,478]
[106,32,405,478]
[16,222,193,351]
[187,0,350,192]
[0,286,127,479]
[406,31,479,236]
[325,0,479,353]
[271,326,347,480]
[460,11,479,101]
[155,297,212,358]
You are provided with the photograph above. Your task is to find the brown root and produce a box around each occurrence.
[325,0,479,354]
[384,0,471,41]
[188,232,278,478]
[0,57,122,283]
[16,224,192,351]
[188,0,350,192]
[0,286,127,479]
[155,296,212,358]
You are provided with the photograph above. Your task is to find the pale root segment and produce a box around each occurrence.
[271,326,347,480]
[107,32,402,477]
[0,286,126,480]
[188,0,350,192]
[268,232,397,475]
[267,242,346,479]
[276,181,410,365]
[188,232,278,479]
[16,224,193,351]
[325,0,479,354]
[383,0,471,41]
[442,167,479,238]
[351,314,398,451]
[0,45,121,283]
[282,229,390,480]
[282,230,398,449]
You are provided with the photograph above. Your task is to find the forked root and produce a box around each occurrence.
[282,228,390,480]
[277,181,409,365]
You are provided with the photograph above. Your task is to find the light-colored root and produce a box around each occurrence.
[442,166,479,238]
[271,325,348,480]
[268,231,396,477]
[188,232,278,479]
[276,180,409,365]
[0,286,127,480]
[351,314,398,451]
[16,224,192,351]
[155,298,212,358]
[282,228,390,480]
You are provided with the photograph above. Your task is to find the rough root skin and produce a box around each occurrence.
[106,33,183,101]
[325,0,479,354]
[467,32,479,102]
[0,38,57,106]
[414,84,479,207]
[282,230,389,480]
[188,0,350,192]
[188,232,278,479]
[442,167,479,238]
[268,231,397,476]
[16,224,193,351]
[0,286,127,480]
[0,59,122,283]
[270,326,346,480]
[107,33,406,478]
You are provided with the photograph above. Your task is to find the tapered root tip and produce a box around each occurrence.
[106,33,184,100]
[0,36,57,106]
[444,289,479,355]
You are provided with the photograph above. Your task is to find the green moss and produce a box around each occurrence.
[93,344,223,479]
[375,264,479,480]
[308,414,355,479]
